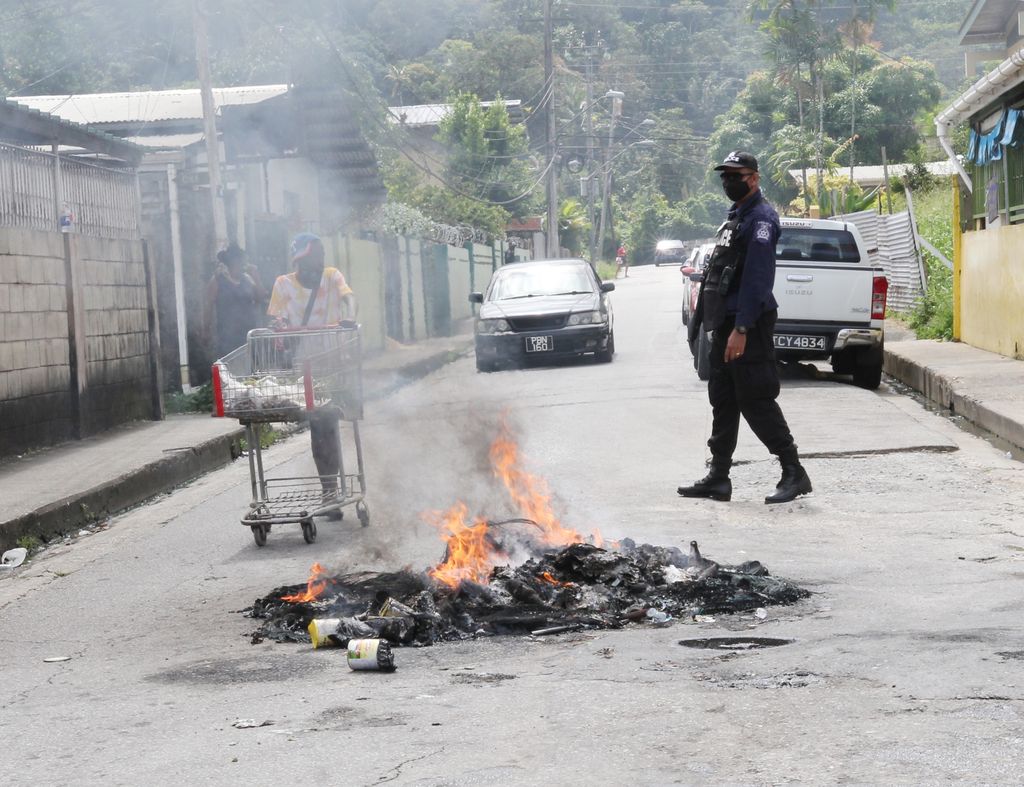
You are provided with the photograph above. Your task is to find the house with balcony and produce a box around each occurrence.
[935,0,1024,357]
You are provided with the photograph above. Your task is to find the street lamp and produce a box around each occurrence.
[596,116,654,262]
[580,90,627,263]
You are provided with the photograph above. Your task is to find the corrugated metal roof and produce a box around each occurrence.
[11,85,288,125]
[123,132,205,149]
[388,100,522,128]
[959,0,1020,45]
[788,161,956,187]
[793,162,956,187]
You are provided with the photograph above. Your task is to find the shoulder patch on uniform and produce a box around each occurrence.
[754,221,772,243]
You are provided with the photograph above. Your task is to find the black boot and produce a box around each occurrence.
[677,463,732,502]
[765,452,812,504]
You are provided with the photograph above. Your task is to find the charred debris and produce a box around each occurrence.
[246,537,809,647]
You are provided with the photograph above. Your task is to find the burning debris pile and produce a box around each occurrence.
[248,537,808,646]
[246,420,809,646]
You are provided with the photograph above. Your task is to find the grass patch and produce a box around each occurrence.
[240,425,281,452]
[16,535,43,553]
[596,261,618,281]
[165,382,214,414]
[902,184,955,340]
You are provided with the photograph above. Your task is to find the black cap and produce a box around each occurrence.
[714,151,758,172]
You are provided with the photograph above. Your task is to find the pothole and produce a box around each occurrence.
[679,636,794,651]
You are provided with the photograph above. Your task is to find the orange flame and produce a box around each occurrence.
[282,562,331,602]
[489,420,603,548]
[426,502,508,589]
[426,420,604,589]
[538,571,570,587]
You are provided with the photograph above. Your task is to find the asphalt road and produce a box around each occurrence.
[3,264,1024,785]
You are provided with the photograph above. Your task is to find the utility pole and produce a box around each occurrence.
[584,56,597,263]
[544,0,559,257]
[597,91,622,259]
[192,0,228,252]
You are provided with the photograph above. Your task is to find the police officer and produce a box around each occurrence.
[678,151,812,504]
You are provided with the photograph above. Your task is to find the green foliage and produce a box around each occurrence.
[240,425,280,452]
[3,0,965,255]
[165,382,213,414]
[381,153,511,237]
[438,92,534,212]
[904,184,954,340]
[558,198,590,257]
[621,187,670,264]
[662,192,728,241]
[16,535,42,553]
[595,261,618,281]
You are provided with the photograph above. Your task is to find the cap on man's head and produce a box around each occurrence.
[713,151,759,172]
[290,232,323,262]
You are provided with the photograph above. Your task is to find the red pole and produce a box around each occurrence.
[303,360,314,410]
[211,364,224,417]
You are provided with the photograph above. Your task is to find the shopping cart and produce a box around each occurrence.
[212,325,368,546]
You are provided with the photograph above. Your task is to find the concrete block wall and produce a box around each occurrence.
[0,228,74,456]
[0,229,157,459]
[74,235,153,433]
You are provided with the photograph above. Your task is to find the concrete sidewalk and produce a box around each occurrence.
[884,337,1024,455]
[0,333,473,551]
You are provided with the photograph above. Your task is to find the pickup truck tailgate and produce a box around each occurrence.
[775,264,874,324]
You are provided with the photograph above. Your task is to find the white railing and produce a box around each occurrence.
[0,142,140,238]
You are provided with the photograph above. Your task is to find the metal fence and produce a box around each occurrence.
[0,142,140,238]
[843,208,926,314]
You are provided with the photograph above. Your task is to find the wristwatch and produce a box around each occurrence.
[735,325,748,335]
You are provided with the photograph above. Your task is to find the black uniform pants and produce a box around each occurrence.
[706,309,796,467]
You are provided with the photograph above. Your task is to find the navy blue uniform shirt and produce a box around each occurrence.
[726,189,779,329]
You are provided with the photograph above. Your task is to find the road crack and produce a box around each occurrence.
[375,748,443,784]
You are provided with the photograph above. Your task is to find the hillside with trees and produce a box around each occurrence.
[0,0,972,257]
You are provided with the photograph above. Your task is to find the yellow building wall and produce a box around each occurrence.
[960,223,1024,358]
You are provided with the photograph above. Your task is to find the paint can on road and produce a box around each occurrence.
[308,618,341,649]
[347,638,395,671]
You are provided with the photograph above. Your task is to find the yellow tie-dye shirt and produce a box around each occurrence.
[266,267,353,327]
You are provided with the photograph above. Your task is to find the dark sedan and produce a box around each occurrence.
[470,258,615,372]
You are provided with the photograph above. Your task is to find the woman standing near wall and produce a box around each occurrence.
[205,244,267,357]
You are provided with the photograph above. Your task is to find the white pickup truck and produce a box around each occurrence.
[689,217,888,389]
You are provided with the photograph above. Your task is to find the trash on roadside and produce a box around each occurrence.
[308,617,341,648]
[308,616,375,649]
[347,638,396,672]
[531,623,583,636]
[1,548,28,569]
[755,607,768,621]
[43,656,71,663]
[646,608,672,626]
[232,719,273,729]
[693,614,717,624]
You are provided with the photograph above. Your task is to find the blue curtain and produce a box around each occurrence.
[972,110,1008,165]
[1000,108,1024,148]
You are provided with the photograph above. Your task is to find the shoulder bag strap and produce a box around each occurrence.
[299,273,323,327]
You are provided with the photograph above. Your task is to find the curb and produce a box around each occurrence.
[884,350,1024,452]
[1,429,244,552]
[363,342,472,401]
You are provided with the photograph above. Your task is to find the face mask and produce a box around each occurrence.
[297,264,322,290]
[723,178,751,202]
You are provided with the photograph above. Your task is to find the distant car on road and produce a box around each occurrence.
[470,258,616,372]
[654,239,687,266]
